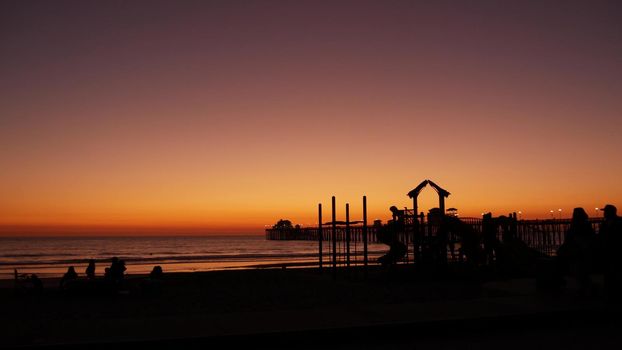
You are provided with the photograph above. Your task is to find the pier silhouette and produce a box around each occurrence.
[266,180,606,280]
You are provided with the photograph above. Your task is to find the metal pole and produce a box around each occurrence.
[318,203,323,272]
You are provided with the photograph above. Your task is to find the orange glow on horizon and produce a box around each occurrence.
[1,1,621,236]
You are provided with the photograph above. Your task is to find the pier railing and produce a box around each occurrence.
[266,217,605,259]
[266,226,381,243]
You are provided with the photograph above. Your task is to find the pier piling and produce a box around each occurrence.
[318,203,323,272]
[346,203,350,268]
[363,195,368,273]
[332,196,337,277]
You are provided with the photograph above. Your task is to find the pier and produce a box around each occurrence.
[265,180,605,273]
[266,217,603,257]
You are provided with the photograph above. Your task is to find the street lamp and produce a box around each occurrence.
[550,210,554,219]
[518,211,522,220]
[558,208,562,220]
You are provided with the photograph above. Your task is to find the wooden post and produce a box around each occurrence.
[511,212,518,239]
[363,196,368,272]
[332,196,337,276]
[346,203,350,268]
[413,197,418,225]
[318,203,323,272]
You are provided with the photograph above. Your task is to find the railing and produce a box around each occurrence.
[266,218,605,259]
[266,226,381,243]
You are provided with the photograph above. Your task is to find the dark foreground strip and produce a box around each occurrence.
[10,307,622,350]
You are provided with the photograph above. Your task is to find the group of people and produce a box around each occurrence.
[557,204,622,298]
[57,257,163,291]
[13,269,43,293]
[104,257,127,283]
[59,257,126,290]
[15,256,164,293]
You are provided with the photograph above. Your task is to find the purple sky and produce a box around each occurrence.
[1,0,621,233]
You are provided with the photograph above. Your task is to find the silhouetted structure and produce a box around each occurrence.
[273,219,293,230]
[265,181,608,282]
[408,179,450,220]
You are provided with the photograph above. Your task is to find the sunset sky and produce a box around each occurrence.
[1,0,621,235]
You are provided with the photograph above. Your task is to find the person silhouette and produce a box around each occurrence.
[117,260,127,280]
[482,213,497,265]
[377,206,407,266]
[599,204,622,300]
[141,265,164,295]
[105,257,118,280]
[60,266,78,290]
[149,265,163,280]
[30,274,43,293]
[389,206,405,228]
[106,257,126,282]
[85,259,96,279]
[558,208,595,296]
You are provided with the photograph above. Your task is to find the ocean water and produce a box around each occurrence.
[0,236,386,278]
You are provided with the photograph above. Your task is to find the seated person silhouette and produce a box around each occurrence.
[60,266,78,290]
[150,265,163,280]
[105,257,127,285]
[85,259,96,279]
[30,274,43,293]
[141,266,164,295]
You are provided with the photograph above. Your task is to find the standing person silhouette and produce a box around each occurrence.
[482,213,497,266]
[561,208,595,296]
[600,204,622,301]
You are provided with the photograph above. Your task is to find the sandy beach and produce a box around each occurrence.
[1,265,620,349]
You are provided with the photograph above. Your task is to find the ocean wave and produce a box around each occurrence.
[0,250,387,267]
[0,253,78,258]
